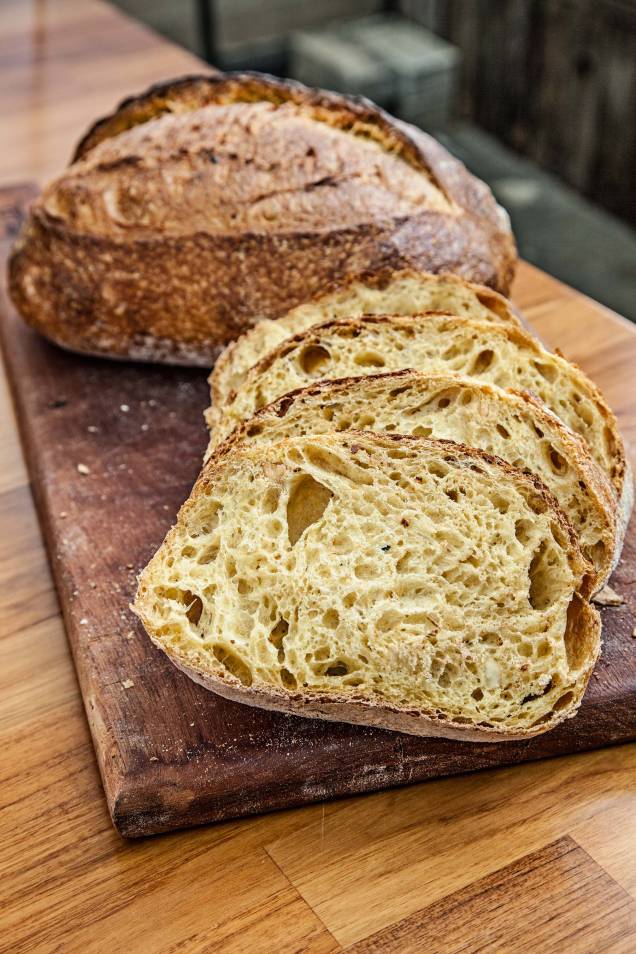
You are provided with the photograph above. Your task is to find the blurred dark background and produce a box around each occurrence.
[112,0,636,319]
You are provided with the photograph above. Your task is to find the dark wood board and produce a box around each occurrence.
[1,183,635,839]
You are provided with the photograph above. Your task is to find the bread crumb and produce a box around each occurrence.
[149,756,158,762]
[77,463,90,475]
[593,585,624,607]
[79,618,88,625]
[87,425,98,433]
[120,404,130,413]
[125,630,135,639]
[141,423,149,431]
[122,679,134,689]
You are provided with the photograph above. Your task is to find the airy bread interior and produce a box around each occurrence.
[208,314,628,512]
[215,371,619,590]
[133,433,599,740]
[210,270,519,409]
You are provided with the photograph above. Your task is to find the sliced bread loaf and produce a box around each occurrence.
[207,314,631,524]
[210,269,520,409]
[133,432,600,741]
[214,370,620,591]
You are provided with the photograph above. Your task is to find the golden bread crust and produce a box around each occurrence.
[9,73,516,365]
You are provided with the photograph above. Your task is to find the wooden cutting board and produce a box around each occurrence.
[1,183,635,838]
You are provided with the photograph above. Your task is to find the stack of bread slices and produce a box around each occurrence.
[134,267,631,742]
[7,69,628,743]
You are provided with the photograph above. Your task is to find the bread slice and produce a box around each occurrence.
[215,370,620,592]
[210,269,520,410]
[207,314,631,524]
[133,432,600,741]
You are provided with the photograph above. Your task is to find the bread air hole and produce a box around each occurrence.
[156,586,203,625]
[213,645,252,686]
[335,417,352,431]
[355,413,376,427]
[585,539,607,572]
[354,350,385,367]
[437,663,458,688]
[325,661,351,677]
[280,668,297,689]
[476,291,509,320]
[197,543,219,564]
[412,425,433,438]
[428,461,449,479]
[545,444,568,475]
[550,521,568,550]
[355,562,381,580]
[432,388,459,410]
[471,349,495,373]
[185,594,203,626]
[574,402,594,427]
[286,474,333,546]
[268,619,289,662]
[262,486,280,513]
[533,360,558,383]
[515,519,534,545]
[563,594,589,671]
[554,690,575,711]
[528,541,561,611]
[299,344,330,375]
[491,495,511,515]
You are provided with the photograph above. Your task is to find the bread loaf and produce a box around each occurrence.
[211,268,520,411]
[208,314,631,523]
[8,72,516,365]
[133,432,599,741]
[214,370,620,591]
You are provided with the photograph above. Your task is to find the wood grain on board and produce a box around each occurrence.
[1,182,635,838]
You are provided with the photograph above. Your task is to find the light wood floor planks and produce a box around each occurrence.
[1,2,635,951]
[346,838,636,954]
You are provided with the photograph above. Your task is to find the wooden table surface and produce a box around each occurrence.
[1,2,636,952]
